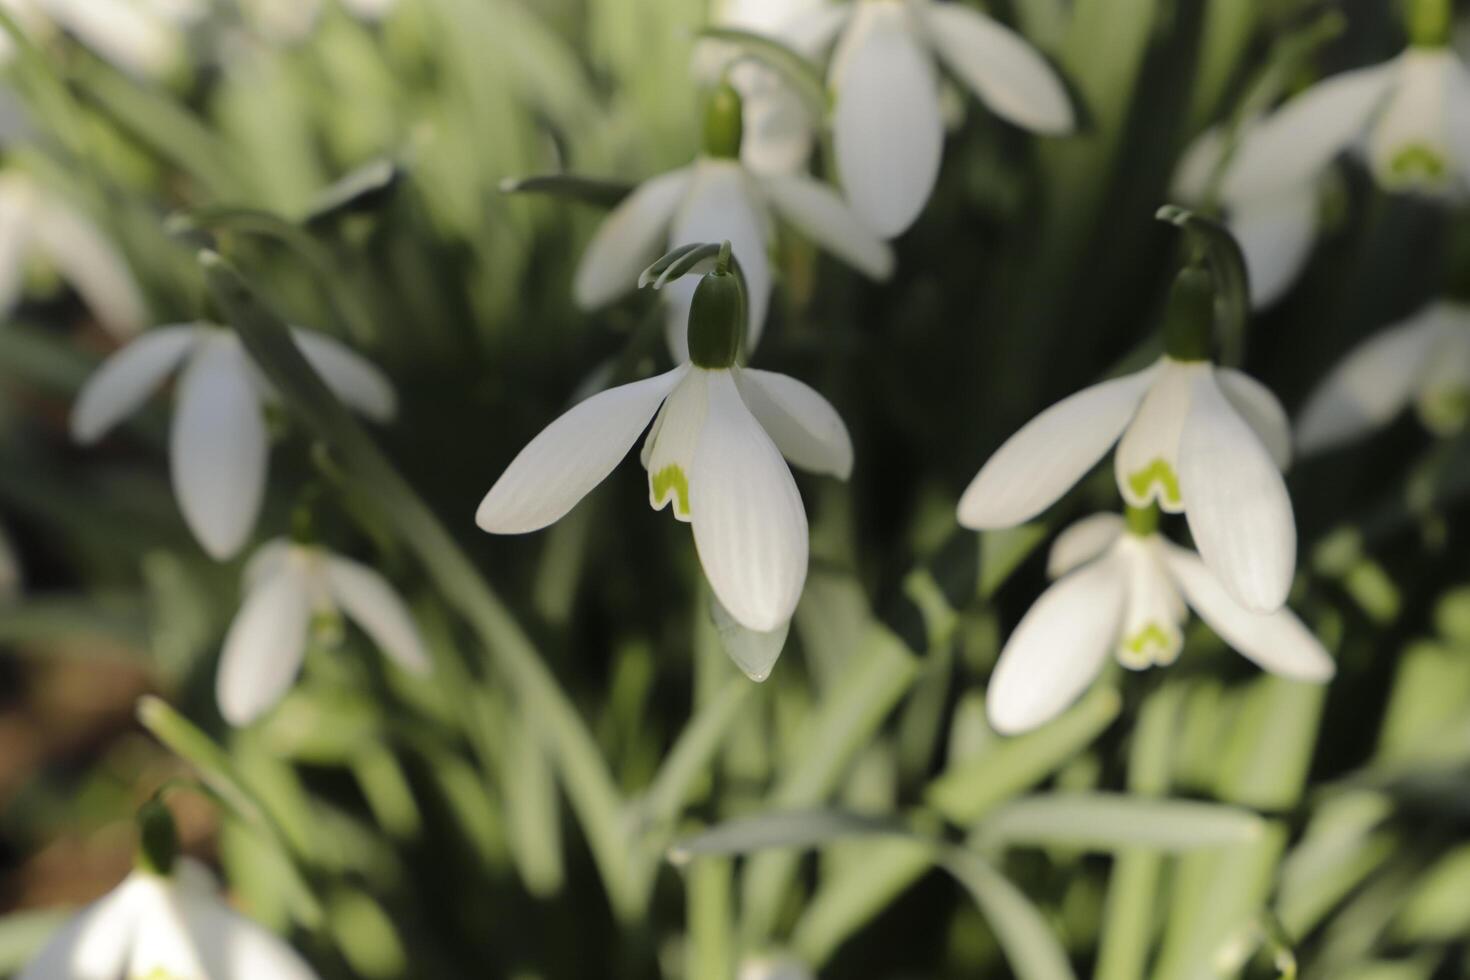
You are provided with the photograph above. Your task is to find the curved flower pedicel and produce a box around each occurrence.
[1297,300,1470,453]
[823,0,1075,237]
[571,84,892,361]
[987,511,1334,734]
[479,250,851,649]
[20,857,319,980]
[218,538,430,725]
[70,323,396,560]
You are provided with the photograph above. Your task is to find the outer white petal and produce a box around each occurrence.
[243,538,294,592]
[477,367,686,533]
[289,329,397,422]
[958,366,1157,529]
[1414,311,1470,434]
[41,0,182,77]
[1447,56,1470,185]
[217,558,313,725]
[1295,308,1445,454]
[1366,50,1456,194]
[1046,513,1125,578]
[1216,368,1293,471]
[125,874,209,980]
[70,325,201,444]
[32,195,148,339]
[1161,541,1335,682]
[18,879,140,980]
[572,167,692,309]
[664,160,772,358]
[172,863,321,980]
[1230,183,1318,309]
[324,556,430,673]
[916,2,1074,134]
[1179,369,1296,612]
[735,368,853,479]
[1172,126,1227,203]
[830,1,943,237]
[1223,61,1399,201]
[986,552,1126,735]
[0,180,33,319]
[171,337,269,560]
[710,590,790,682]
[690,371,808,632]
[1115,359,1200,512]
[759,172,894,278]
[646,369,709,521]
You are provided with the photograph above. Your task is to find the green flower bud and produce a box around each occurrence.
[687,247,745,369]
[135,797,179,876]
[703,82,744,160]
[1162,265,1215,362]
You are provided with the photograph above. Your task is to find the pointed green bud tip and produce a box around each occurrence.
[687,260,745,369]
[703,82,744,160]
[135,797,179,876]
[1162,265,1215,362]
[1408,0,1450,46]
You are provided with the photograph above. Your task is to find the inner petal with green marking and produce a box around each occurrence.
[650,464,692,519]
[1117,621,1181,670]
[1387,142,1448,186]
[1126,458,1183,509]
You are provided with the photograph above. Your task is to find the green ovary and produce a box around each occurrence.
[1388,143,1448,184]
[1126,459,1182,508]
[651,465,691,518]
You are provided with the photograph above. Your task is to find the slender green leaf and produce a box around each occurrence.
[500,173,633,208]
[671,809,909,864]
[977,792,1266,852]
[942,849,1078,980]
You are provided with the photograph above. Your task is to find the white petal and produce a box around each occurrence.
[1414,311,1470,434]
[733,65,817,176]
[710,590,790,682]
[1366,50,1457,194]
[1447,57,1470,185]
[42,0,181,77]
[1161,540,1335,682]
[830,1,943,237]
[572,167,692,310]
[664,160,772,359]
[690,371,808,632]
[325,556,430,673]
[125,874,209,980]
[986,553,1126,735]
[1222,61,1398,200]
[243,538,295,592]
[1295,306,1446,454]
[0,181,33,319]
[759,172,893,278]
[1216,368,1292,471]
[1230,183,1318,309]
[217,558,313,725]
[71,325,201,444]
[289,329,397,422]
[171,337,269,560]
[19,880,140,980]
[646,369,709,521]
[32,195,148,339]
[917,2,1074,134]
[1179,369,1296,612]
[1115,537,1186,669]
[477,367,686,534]
[1046,513,1125,578]
[735,368,853,478]
[1171,125,1227,203]
[959,366,1157,529]
[1115,359,1200,513]
[179,880,321,980]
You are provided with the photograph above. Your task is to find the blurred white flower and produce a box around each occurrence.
[29,0,202,78]
[217,538,430,725]
[823,0,1075,237]
[71,323,395,560]
[20,858,319,980]
[958,355,1296,612]
[1224,48,1470,203]
[573,157,892,361]
[1297,300,1470,452]
[0,170,148,339]
[239,0,396,43]
[738,953,814,980]
[987,513,1335,735]
[479,268,852,634]
[1172,122,1321,309]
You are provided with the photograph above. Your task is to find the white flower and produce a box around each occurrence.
[20,858,319,980]
[0,170,148,339]
[31,0,201,78]
[476,354,851,635]
[574,157,893,361]
[71,323,395,560]
[1223,47,1470,202]
[958,355,1297,612]
[823,0,1075,237]
[1297,300,1470,453]
[1172,122,1321,309]
[987,513,1335,735]
[218,538,430,725]
[738,954,814,980]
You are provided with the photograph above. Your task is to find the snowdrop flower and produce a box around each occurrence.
[572,83,892,361]
[480,256,852,635]
[958,270,1297,612]
[1297,301,1470,452]
[821,0,1075,237]
[1223,45,1470,204]
[216,538,429,725]
[21,857,319,980]
[738,954,814,980]
[0,170,147,338]
[987,511,1335,735]
[71,323,395,560]
[30,0,203,78]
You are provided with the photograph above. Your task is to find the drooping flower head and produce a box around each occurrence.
[479,245,852,651]
[987,509,1335,735]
